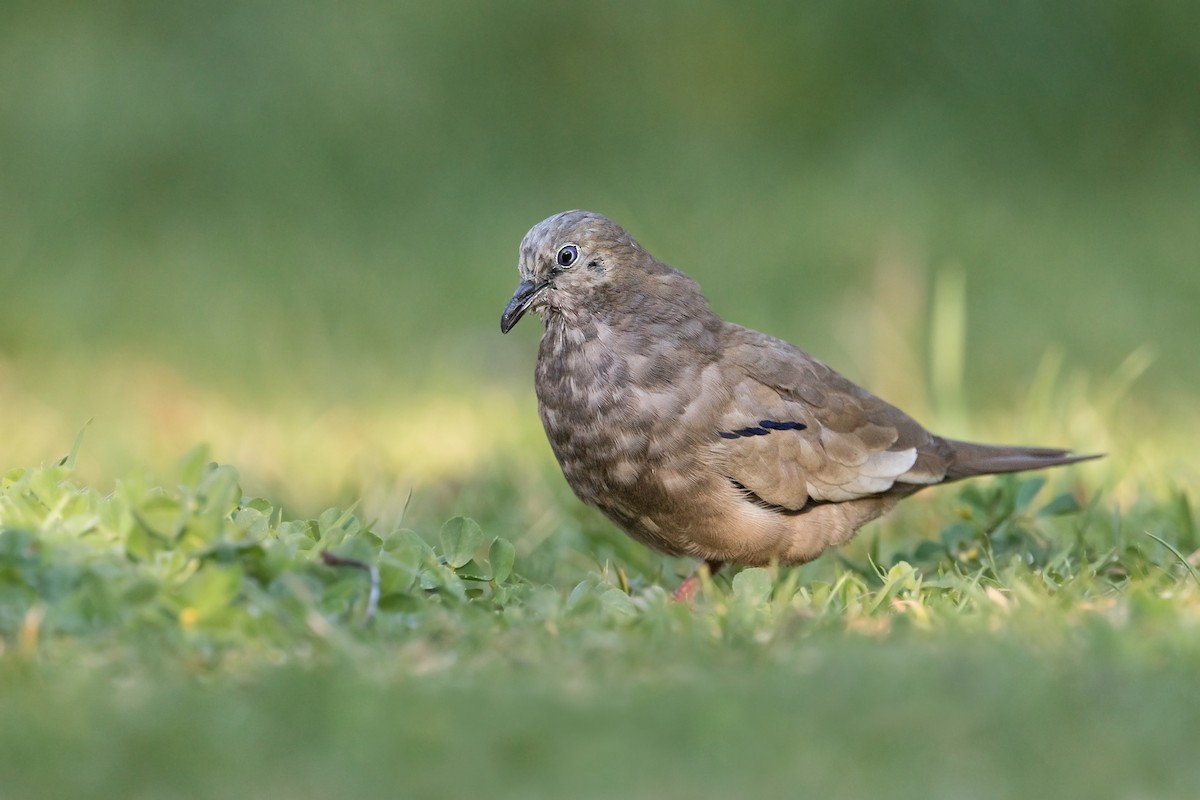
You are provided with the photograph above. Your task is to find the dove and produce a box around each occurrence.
[501,210,1098,599]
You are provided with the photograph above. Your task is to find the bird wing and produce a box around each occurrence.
[711,327,951,509]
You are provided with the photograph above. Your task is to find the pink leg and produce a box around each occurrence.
[670,560,724,602]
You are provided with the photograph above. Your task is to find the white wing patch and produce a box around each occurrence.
[806,447,918,501]
[858,447,918,479]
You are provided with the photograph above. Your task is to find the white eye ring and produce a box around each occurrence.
[556,244,579,268]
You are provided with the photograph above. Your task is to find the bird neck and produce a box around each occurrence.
[538,298,720,357]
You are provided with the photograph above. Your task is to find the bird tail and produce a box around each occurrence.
[943,439,1102,481]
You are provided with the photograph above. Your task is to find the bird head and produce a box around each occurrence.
[500,210,646,334]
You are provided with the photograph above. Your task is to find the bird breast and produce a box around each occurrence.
[534,317,724,510]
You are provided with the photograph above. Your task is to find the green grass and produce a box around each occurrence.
[2,433,1199,798]
[7,638,1200,799]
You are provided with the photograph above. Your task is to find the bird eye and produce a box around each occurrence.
[556,244,579,268]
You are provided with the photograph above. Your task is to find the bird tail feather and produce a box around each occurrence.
[943,440,1102,481]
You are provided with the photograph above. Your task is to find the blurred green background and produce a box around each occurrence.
[1,0,1197,509]
[3,5,1200,797]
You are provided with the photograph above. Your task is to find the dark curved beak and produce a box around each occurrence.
[500,279,546,334]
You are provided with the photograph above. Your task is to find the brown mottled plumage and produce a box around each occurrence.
[501,210,1098,594]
